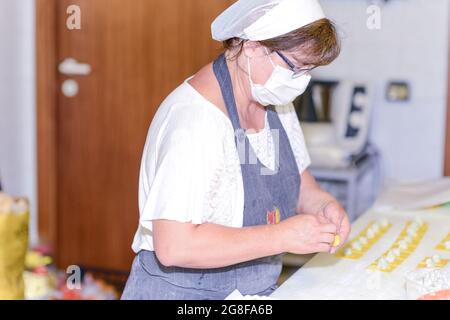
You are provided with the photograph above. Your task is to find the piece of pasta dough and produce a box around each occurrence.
[333,235,341,247]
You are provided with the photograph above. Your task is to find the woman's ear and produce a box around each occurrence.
[242,41,264,58]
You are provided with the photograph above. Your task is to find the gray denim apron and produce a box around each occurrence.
[121,54,301,300]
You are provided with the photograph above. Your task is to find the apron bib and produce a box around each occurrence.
[121,54,301,300]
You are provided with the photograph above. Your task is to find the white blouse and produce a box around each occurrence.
[131,79,311,253]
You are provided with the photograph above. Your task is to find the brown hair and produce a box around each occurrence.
[223,18,340,67]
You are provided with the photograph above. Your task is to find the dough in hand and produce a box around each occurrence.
[333,235,341,247]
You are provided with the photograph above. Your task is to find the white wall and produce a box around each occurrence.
[0,0,37,244]
[316,0,449,183]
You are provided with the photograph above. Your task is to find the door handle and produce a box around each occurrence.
[58,58,91,76]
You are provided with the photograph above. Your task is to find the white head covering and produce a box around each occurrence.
[211,0,326,42]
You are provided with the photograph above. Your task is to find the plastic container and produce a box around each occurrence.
[405,268,450,300]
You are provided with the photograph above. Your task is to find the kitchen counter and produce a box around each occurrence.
[271,206,450,300]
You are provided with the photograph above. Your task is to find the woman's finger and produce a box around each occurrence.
[316,214,331,224]
[318,233,335,244]
[323,202,344,228]
[330,246,340,254]
[339,216,351,242]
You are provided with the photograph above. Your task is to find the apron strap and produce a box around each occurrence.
[213,54,250,164]
[212,54,243,132]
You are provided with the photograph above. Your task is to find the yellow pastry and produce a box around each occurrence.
[333,235,341,247]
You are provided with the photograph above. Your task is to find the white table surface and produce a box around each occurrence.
[271,206,450,300]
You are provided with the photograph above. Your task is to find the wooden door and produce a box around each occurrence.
[37,0,233,272]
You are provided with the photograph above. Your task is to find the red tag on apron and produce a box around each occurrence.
[266,207,281,225]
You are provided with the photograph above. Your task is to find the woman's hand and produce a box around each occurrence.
[297,171,351,254]
[319,200,351,254]
[277,214,338,255]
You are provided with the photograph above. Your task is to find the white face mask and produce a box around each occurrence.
[247,50,312,106]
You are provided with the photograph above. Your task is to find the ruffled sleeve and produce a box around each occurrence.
[138,102,223,231]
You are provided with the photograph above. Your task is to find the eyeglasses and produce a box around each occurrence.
[275,51,315,79]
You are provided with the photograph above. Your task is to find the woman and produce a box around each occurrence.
[122,0,350,300]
